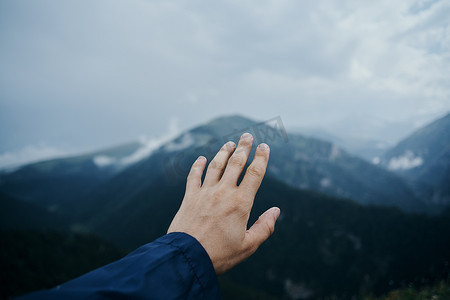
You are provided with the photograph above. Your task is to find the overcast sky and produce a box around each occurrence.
[1,0,449,167]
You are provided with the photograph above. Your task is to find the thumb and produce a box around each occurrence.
[245,207,280,252]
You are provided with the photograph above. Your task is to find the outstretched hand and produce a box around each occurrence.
[168,133,280,274]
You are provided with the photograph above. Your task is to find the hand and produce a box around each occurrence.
[167,133,280,274]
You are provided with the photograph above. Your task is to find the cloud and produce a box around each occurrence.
[92,155,116,168]
[0,144,68,170]
[93,116,181,168]
[119,116,181,166]
[164,133,194,152]
[388,151,424,170]
[0,117,181,171]
[0,0,449,153]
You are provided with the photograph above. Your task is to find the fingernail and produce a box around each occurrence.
[196,156,206,162]
[241,132,253,139]
[225,141,236,149]
[258,143,269,151]
[272,207,280,220]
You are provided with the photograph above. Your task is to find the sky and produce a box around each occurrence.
[1,0,449,168]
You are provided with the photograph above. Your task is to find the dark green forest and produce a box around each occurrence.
[0,230,124,300]
[2,177,450,299]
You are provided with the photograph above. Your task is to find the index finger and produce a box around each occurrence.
[239,143,270,198]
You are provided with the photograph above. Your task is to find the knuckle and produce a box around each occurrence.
[228,155,245,167]
[236,201,249,214]
[246,165,265,178]
[211,186,226,201]
[209,160,225,170]
[232,194,249,213]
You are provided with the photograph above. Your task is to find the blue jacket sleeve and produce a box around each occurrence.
[17,232,221,300]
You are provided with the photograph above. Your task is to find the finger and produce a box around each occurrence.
[244,207,280,254]
[203,141,236,186]
[185,156,207,194]
[221,133,253,185]
[239,143,270,198]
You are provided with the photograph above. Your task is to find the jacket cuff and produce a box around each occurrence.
[156,232,221,299]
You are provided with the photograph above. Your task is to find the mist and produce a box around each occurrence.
[1,0,449,168]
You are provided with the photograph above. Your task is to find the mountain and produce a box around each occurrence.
[321,114,417,145]
[380,112,450,206]
[63,115,423,221]
[31,176,450,299]
[0,115,423,213]
[3,176,450,299]
[0,141,141,209]
[223,178,450,299]
[1,115,450,299]
[291,127,391,162]
[267,134,420,211]
[0,192,67,231]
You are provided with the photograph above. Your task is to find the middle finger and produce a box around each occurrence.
[221,133,253,185]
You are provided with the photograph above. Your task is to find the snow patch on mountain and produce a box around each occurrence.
[119,138,163,166]
[388,151,423,170]
[93,155,116,167]
[164,133,194,152]
[94,117,181,168]
[93,137,170,169]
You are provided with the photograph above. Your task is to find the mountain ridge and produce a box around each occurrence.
[380,112,450,206]
[0,115,427,213]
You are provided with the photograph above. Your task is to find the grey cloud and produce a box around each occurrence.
[0,0,449,161]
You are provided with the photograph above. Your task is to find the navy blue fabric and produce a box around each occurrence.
[17,232,221,300]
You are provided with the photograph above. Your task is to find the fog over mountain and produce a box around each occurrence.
[1,0,449,168]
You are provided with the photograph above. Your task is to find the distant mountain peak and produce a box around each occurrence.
[207,114,255,125]
[184,115,266,144]
[203,114,258,132]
